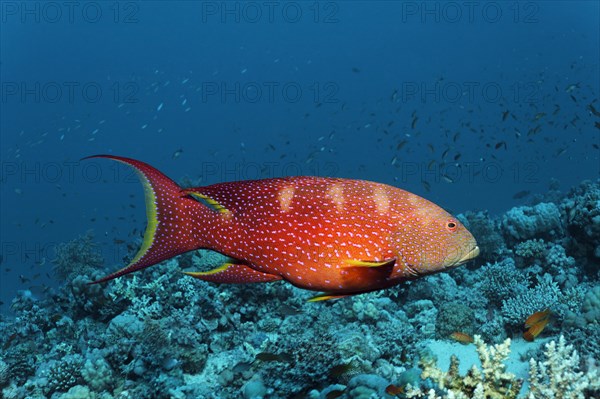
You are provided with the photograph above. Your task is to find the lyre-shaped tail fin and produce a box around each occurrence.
[83,155,203,284]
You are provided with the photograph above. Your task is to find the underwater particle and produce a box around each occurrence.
[172,149,183,159]
[441,174,454,183]
[157,102,164,111]
[512,190,531,200]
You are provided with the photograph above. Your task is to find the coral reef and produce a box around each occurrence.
[436,302,475,338]
[416,335,523,399]
[0,179,598,398]
[528,336,600,399]
[502,202,563,243]
[562,180,600,266]
[52,232,105,280]
[406,336,598,399]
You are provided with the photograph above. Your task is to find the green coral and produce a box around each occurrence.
[515,239,547,259]
[436,302,475,338]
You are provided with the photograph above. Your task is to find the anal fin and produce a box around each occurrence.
[307,293,350,302]
[184,263,281,284]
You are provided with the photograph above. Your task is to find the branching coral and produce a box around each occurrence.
[501,274,562,326]
[415,336,522,399]
[515,239,548,260]
[407,336,599,399]
[528,336,600,399]
[477,258,527,303]
[44,355,84,396]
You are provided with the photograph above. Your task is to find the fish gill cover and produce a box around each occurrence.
[0,2,599,399]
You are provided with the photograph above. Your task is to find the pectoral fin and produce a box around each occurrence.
[184,263,281,284]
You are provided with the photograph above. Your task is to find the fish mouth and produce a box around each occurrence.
[457,245,480,264]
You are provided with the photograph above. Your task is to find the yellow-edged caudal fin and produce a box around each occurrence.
[83,155,206,284]
[344,259,396,268]
[130,169,159,265]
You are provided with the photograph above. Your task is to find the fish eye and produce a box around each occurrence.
[446,220,457,232]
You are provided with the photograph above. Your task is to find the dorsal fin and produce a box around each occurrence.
[184,191,231,215]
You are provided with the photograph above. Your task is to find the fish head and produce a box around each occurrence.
[390,197,479,278]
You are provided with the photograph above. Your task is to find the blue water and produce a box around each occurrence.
[1,1,597,299]
[0,2,599,398]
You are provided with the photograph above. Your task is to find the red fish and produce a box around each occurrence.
[85,155,479,301]
[523,312,551,342]
[385,384,406,396]
[450,332,474,344]
[524,308,551,329]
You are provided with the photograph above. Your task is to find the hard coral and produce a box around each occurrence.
[415,336,522,399]
[0,358,9,388]
[563,180,600,262]
[436,302,475,339]
[528,336,600,399]
[459,211,506,265]
[52,232,104,280]
[44,355,84,396]
[477,258,527,303]
[501,274,562,326]
[502,202,563,243]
